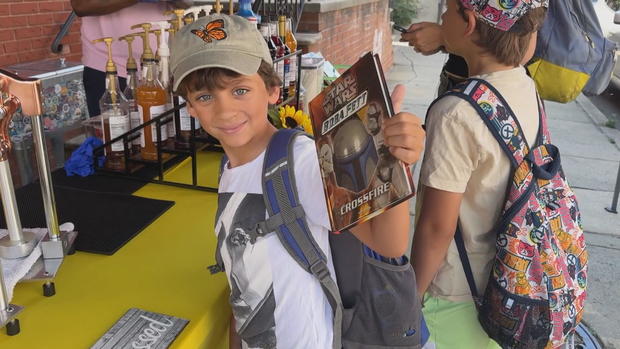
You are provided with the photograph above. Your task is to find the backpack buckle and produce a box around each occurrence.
[309,260,331,282]
[244,221,271,244]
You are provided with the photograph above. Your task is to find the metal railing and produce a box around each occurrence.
[51,11,77,54]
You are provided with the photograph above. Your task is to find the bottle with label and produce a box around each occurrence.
[259,20,277,59]
[269,17,285,104]
[279,15,291,101]
[285,17,298,101]
[120,34,141,155]
[92,37,131,171]
[152,21,175,148]
[132,23,168,161]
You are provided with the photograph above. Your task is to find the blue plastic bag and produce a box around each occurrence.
[64,136,105,177]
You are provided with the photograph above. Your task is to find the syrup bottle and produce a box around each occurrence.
[132,23,168,161]
[152,21,175,148]
[119,34,141,154]
[92,37,130,171]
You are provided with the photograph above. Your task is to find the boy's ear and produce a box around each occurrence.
[463,9,477,37]
[268,86,280,105]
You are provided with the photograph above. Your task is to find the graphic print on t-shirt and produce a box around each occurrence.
[216,192,276,349]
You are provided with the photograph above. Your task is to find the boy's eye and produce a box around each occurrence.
[233,88,249,96]
[196,94,212,102]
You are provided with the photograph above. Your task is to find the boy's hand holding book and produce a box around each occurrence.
[384,84,425,165]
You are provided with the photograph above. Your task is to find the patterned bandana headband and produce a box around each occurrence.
[459,0,548,31]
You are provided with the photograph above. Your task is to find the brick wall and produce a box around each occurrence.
[297,0,393,71]
[0,0,82,67]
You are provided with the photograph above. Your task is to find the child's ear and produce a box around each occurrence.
[268,85,280,105]
[463,9,477,37]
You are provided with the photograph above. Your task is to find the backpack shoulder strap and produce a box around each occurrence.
[262,128,343,349]
[208,154,231,275]
[445,78,537,168]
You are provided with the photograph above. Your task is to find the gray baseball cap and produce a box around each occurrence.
[170,14,273,92]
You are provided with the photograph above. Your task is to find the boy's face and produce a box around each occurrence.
[185,72,280,151]
[441,0,469,55]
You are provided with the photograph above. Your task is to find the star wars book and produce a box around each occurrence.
[309,52,415,232]
[90,308,189,349]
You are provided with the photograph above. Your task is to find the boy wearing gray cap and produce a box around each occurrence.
[170,14,425,348]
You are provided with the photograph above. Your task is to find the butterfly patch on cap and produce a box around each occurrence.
[460,0,548,31]
[191,19,227,43]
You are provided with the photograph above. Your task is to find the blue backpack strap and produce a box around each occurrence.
[208,154,230,275]
[261,128,343,349]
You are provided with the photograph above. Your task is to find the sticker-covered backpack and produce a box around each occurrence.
[446,79,588,349]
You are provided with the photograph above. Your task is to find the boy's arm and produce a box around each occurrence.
[349,85,424,258]
[229,315,241,349]
[410,186,463,296]
[349,200,410,257]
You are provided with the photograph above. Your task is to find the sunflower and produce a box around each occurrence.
[278,105,314,135]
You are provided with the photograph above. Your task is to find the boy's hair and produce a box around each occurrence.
[458,4,547,66]
[176,60,281,100]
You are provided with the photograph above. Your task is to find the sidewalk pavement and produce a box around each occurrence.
[384,2,620,348]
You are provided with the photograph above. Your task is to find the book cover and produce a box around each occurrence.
[90,308,189,349]
[309,52,415,232]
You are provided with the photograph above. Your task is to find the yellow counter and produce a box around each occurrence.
[0,152,230,349]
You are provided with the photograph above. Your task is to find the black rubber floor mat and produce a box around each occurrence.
[0,183,174,255]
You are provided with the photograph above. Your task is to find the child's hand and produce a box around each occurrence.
[384,84,425,165]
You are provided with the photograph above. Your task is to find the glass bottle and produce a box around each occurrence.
[279,15,291,101]
[285,17,298,100]
[153,21,175,148]
[260,21,277,59]
[93,37,131,171]
[270,17,285,104]
[120,34,141,154]
[133,23,168,161]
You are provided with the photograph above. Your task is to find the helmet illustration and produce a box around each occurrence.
[332,116,378,192]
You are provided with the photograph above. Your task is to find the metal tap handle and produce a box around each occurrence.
[0,96,19,162]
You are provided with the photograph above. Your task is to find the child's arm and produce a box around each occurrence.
[349,85,425,258]
[229,315,241,349]
[410,186,463,296]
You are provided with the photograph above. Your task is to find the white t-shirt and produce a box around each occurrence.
[217,136,335,349]
[420,67,540,302]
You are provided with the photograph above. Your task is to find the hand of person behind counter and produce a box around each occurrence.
[399,22,445,56]
[71,0,190,17]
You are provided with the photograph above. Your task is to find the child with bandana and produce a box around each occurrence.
[410,1,548,348]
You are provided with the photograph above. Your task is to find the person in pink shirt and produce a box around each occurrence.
[71,0,189,117]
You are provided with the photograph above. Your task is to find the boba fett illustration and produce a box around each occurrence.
[332,116,378,193]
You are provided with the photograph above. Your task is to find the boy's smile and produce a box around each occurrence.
[186,73,280,167]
